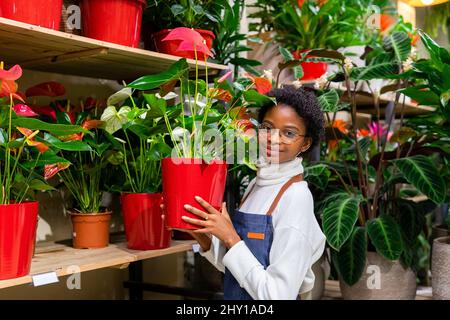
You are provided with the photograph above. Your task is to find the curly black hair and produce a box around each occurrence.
[258,86,325,147]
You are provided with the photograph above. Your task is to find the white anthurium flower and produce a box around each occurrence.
[263,69,273,82]
[156,91,178,100]
[107,87,132,106]
[100,106,131,134]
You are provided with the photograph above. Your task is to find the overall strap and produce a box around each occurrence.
[266,174,303,216]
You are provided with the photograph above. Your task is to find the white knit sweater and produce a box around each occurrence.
[200,157,326,300]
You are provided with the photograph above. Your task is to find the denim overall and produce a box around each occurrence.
[223,174,303,300]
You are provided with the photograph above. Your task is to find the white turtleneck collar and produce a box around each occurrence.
[255,157,304,186]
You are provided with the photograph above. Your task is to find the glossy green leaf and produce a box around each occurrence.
[367,215,403,261]
[318,89,340,112]
[336,227,367,286]
[12,118,87,136]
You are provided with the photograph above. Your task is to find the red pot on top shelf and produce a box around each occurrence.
[80,0,146,47]
[0,0,63,30]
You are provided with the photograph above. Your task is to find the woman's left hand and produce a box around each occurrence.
[182,196,241,249]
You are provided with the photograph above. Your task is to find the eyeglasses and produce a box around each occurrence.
[258,123,306,144]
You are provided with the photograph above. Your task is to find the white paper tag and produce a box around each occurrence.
[192,244,200,253]
[32,272,59,287]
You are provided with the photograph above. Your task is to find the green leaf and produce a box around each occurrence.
[367,215,403,261]
[243,90,275,108]
[143,94,167,117]
[399,87,440,106]
[350,54,398,80]
[382,32,411,63]
[318,89,340,112]
[293,66,304,79]
[147,142,172,161]
[393,155,446,203]
[42,134,92,152]
[336,227,367,286]
[396,199,426,246]
[128,58,189,90]
[308,49,345,62]
[12,118,87,136]
[304,164,330,190]
[322,192,361,251]
[229,57,262,67]
[28,179,56,191]
[279,47,294,61]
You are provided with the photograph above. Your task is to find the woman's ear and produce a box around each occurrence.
[299,137,313,154]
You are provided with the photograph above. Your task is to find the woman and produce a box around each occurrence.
[165,86,326,300]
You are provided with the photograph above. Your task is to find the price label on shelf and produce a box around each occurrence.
[32,272,59,287]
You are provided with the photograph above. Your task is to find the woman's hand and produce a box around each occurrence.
[182,196,241,249]
[160,202,212,252]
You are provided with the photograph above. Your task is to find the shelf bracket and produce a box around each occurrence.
[20,47,109,68]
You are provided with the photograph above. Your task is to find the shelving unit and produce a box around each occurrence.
[0,240,196,290]
[0,17,227,81]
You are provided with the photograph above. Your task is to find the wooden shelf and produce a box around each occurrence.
[0,239,196,290]
[348,91,436,117]
[0,17,227,81]
[323,280,432,300]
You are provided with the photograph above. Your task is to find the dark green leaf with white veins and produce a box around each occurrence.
[367,215,403,261]
[336,227,367,286]
[322,192,362,251]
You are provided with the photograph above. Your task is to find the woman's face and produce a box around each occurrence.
[258,103,312,163]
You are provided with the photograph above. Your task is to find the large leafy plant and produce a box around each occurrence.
[303,30,448,285]
[0,64,88,204]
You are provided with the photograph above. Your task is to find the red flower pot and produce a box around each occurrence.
[162,158,228,230]
[152,29,215,60]
[80,0,146,47]
[120,193,171,250]
[0,201,39,280]
[0,0,62,30]
[293,50,328,81]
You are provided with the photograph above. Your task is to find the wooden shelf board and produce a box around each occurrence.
[0,17,227,81]
[0,240,196,290]
[323,280,432,300]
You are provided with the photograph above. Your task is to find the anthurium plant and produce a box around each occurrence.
[301,30,448,285]
[127,27,273,167]
[0,63,88,205]
[100,88,172,194]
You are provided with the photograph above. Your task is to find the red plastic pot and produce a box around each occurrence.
[152,29,215,60]
[162,158,228,230]
[0,0,63,30]
[120,193,171,250]
[293,50,328,81]
[80,0,146,47]
[0,201,39,280]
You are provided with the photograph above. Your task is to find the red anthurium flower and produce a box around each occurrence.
[16,127,49,153]
[233,119,256,139]
[13,104,38,117]
[44,163,71,180]
[210,88,232,102]
[254,77,273,94]
[58,119,104,142]
[25,81,66,98]
[0,64,22,81]
[29,105,57,121]
[163,27,214,58]
[217,70,233,83]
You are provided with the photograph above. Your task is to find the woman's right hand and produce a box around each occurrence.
[160,203,212,251]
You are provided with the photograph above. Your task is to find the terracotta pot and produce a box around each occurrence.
[70,211,111,249]
[120,193,171,250]
[80,0,146,47]
[0,202,39,280]
[339,252,417,300]
[0,0,63,30]
[162,158,228,230]
[151,29,215,61]
[432,236,450,300]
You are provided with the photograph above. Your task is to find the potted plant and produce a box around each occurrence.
[100,88,172,250]
[0,64,87,279]
[0,0,63,30]
[398,31,450,299]
[249,0,387,80]
[128,28,269,230]
[143,0,219,59]
[310,30,447,299]
[79,0,147,47]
